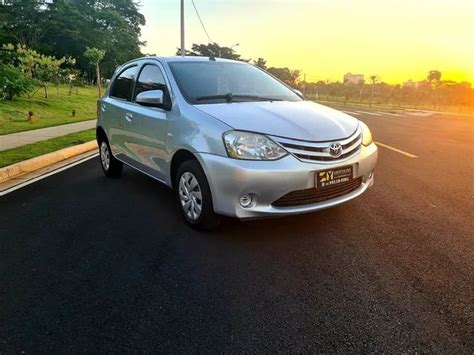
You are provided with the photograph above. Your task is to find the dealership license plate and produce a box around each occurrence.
[316,166,353,189]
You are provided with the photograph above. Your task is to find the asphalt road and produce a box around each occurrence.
[1,110,473,353]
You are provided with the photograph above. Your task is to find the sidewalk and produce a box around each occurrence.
[0,119,96,151]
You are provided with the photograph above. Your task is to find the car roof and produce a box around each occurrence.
[160,56,242,63]
[123,56,244,66]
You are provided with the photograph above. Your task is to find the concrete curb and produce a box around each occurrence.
[0,140,98,184]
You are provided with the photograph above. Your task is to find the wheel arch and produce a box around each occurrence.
[96,126,108,143]
[170,149,200,188]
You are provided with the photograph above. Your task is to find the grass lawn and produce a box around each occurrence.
[0,129,96,168]
[0,85,101,135]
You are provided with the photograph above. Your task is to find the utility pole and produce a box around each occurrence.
[303,73,307,95]
[180,0,185,56]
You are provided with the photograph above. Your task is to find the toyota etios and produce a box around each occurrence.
[97,57,378,229]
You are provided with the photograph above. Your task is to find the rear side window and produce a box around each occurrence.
[110,66,137,100]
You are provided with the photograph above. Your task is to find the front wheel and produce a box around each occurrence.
[99,139,123,178]
[175,160,221,231]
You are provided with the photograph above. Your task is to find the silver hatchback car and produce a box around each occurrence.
[97,56,378,229]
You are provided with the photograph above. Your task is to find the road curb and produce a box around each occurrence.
[0,140,98,184]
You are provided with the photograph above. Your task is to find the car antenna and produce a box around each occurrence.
[208,49,216,61]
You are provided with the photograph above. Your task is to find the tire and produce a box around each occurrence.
[98,137,123,178]
[175,160,221,231]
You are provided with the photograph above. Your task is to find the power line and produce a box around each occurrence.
[190,0,213,43]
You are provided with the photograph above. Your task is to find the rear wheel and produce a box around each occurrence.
[176,160,221,231]
[98,138,123,178]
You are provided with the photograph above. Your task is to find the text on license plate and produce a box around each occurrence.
[316,166,353,189]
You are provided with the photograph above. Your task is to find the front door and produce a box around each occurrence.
[122,63,171,181]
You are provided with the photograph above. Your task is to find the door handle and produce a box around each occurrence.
[124,113,134,122]
[100,104,107,112]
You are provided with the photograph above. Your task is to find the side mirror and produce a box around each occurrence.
[136,90,164,107]
[293,89,305,99]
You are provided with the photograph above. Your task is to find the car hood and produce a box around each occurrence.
[194,100,359,141]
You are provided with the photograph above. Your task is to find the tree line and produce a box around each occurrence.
[0,0,144,79]
[303,77,474,111]
[0,42,108,100]
[302,71,473,111]
[0,0,144,100]
[176,43,301,88]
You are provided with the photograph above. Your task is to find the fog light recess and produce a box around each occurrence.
[239,194,254,208]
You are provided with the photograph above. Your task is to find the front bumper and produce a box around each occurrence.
[196,143,378,218]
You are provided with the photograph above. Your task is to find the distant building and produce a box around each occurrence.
[344,73,364,85]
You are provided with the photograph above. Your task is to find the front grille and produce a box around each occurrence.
[272,128,362,163]
[272,177,363,207]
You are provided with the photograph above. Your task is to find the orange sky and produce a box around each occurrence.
[140,0,474,84]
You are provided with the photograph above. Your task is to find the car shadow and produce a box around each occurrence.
[118,165,349,243]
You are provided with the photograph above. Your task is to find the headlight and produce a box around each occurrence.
[223,131,288,160]
[360,122,373,146]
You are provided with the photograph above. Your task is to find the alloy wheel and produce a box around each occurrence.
[179,172,203,221]
[100,141,110,171]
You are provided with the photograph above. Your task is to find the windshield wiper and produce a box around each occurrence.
[195,93,282,103]
[196,93,234,102]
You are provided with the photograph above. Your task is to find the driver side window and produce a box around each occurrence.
[134,65,170,107]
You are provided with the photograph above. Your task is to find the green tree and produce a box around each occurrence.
[45,0,145,77]
[11,44,74,99]
[253,58,267,70]
[427,70,442,83]
[427,70,442,108]
[369,75,378,107]
[35,55,67,99]
[0,0,145,78]
[0,43,18,65]
[84,47,106,97]
[267,67,301,87]
[0,0,51,48]
[177,43,245,61]
[0,64,35,100]
[15,44,41,77]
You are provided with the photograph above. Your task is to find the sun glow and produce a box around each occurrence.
[141,0,473,84]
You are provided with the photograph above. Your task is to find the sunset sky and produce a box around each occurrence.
[140,0,474,84]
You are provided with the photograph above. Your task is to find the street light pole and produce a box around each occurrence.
[218,43,239,58]
[180,0,185,56]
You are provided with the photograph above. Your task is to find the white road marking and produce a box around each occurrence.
[381,112,402,117]
[376,142,418,158]
[406,111,434,117]
[0,153,99,196]
[343,111,362,116]
[344,110,402,117]
[357,111,383,116]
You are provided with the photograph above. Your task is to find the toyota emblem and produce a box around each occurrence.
[329,143,343,157]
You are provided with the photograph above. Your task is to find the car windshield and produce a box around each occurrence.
[168,61,302,104]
